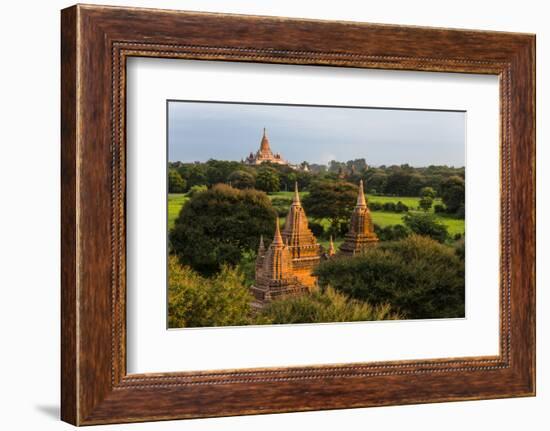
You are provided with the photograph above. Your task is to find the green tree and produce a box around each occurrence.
[420,186,437,199]
[255,167,280,192]
[302,180,358,233]
[259,287,401,324]
[170,184,277,274]
[440,176,465,214]
[168,256,253,328]
[228,170,255,189]
[315,235,465,319]
[168,169,186,193]
[419,196,434,212]
[403,212,448,243]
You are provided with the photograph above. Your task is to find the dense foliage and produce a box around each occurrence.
[255,167,280,192]
[315,235,465,319]
[168,159,465,199]
[168,169,186,193]
[403,212,449,243]
[167,256,253,328]
[302,180,358,234]
[440,175,465,215]
[260,287,401,324]
[170,184,277,274]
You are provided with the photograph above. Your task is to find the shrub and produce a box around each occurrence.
[434,204,446,213]
[259,287,401,324]
[171,184,277,275]
[309,221,325,237]
[315,235,465,319]
[395,201,409,213]
[369,201,383,211]
[168,256,253,328]
[187,184,207,198]
[402,212,449,243]
[419,196,434,212]
[375,224,410,241]
[382,202,397,212]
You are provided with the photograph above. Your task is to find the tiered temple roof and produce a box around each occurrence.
[339,180,379,255]
[245,128,288,166]
[281,183,322,287]
[250,218,308,309]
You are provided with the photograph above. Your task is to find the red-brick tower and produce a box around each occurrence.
[339,179,379,255]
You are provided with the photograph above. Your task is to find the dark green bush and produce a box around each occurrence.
[309,221,325,237]
[375,224,411,241]
[369,201,383,211]
[314,235,465,319]
[259,287,402,324]
[402,212,449,243]
[170,184,276,275]
[395,201,409,213]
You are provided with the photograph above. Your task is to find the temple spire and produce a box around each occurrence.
[292,181,301,204]
[260,128,271,153]
[258,235,265,254]
[272,217,283,246]
[356,179,367,207]
[328,236,335,256]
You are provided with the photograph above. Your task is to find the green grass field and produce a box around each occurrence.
[168,192,464,237]
[168,194,189,230]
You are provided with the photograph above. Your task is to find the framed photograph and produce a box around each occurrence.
[61,4,535,425]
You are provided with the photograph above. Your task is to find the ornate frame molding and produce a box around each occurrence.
[61,5,535,425]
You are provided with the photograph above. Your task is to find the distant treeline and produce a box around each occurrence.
[168,158,464,198]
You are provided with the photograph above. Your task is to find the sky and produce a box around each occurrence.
[168,101,465,167]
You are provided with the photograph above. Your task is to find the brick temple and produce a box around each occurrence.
[244,128,289,166]
[281,183,322,287]
[250,180,378,309]
[250,218,309,310]
[339,179,379,255]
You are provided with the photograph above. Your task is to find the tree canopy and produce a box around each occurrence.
[168,169,186,193]
[302,180,358,230]
[168,256,253,328]
[314,235,465,319]
[170,184,277,274]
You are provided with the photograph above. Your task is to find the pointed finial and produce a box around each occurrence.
[292,181,301,204]
[263,127,266,136]
[328,235,335,256]
[258,235,265,253]
[357,179,367,207]
[272,217,283,246]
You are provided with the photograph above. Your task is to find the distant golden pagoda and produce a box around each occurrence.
[251,218,308,309]
[245,128,288,166]
[281,182,322,287]
[339,180,379,255]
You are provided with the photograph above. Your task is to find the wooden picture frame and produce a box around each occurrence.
[61,4,535,425]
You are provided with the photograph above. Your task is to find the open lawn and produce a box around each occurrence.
[168,194,189,230]
[168,192,464,237]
